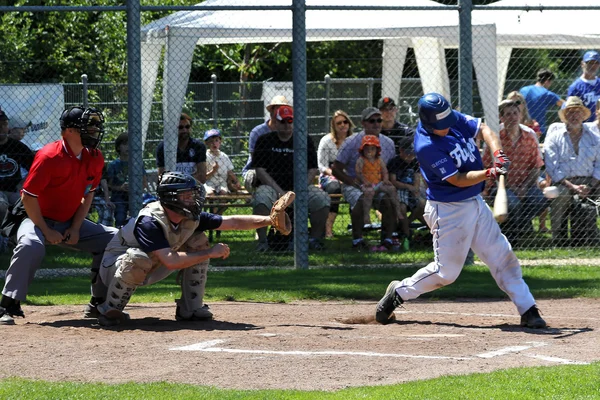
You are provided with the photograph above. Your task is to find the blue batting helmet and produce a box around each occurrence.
[418,93,458,131]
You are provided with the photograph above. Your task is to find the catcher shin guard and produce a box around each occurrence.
[97,276,135,326]
[176,260,213,321]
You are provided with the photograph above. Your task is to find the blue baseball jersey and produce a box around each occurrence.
[567,78,600,122]
[520,85,561,133]
[414,112,484,202]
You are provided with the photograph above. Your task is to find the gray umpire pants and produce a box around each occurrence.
[2,217,118,301]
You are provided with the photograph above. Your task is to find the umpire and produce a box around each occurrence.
[0,106,118,325]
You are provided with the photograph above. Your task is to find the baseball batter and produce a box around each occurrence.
[375,93,546,329]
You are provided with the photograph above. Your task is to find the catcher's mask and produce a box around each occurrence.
[157,171,205,221]
[60,106,105,149]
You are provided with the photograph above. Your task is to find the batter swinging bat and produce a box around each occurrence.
[493,175,508,223]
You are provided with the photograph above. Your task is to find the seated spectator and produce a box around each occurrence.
[519,68,565,137]
[332,107,397,251]
[387,137,426,251]
[242,96,292,193]
[482,100,548,244]
[107,133,149,227]
[544,96,600,246]
[355,135,402,233]
[92,166,115,226]
[252,105,330,251]
[507,91,542,138]
[156,113,207,183]
[0,109,34,221]
[317,110,354,238]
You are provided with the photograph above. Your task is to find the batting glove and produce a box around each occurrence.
[493,149,511,170]
[485,166,508,180]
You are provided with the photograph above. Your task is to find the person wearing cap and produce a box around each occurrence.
[0,109,35,223]
[567,51,600,122]
[378,96,416,156]
[7,115,30,142]
[252,105,330,251]
[242,95,292,192]
[106,132,150,227]
[544,96,600,246]
[482,99,548,245]
[156,113,207,184]
[203,128,241,198]
[332,106,397,251]
[375,92,546,330]
[0,106,118,325]
[519,69,565,137]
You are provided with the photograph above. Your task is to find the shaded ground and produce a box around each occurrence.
[0,299,597,391]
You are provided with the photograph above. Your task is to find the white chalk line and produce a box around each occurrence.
[397,310,600,322]
[170,339,586,365]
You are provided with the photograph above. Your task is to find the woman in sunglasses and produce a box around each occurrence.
[507,91,542,139]
[317,110,355,238]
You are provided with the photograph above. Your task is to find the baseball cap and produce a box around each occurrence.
[276,105,294,123]
[583,51,600,63]
[377,97,396,110]
[266,95,292,112]
[361,107,381,121]
[0,109,9,122]
[8,116,29,130]
[203,128,222,141]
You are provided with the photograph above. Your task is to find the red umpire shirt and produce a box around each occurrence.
[21,140,104,222]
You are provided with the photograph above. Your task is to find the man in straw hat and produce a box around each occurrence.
[543,96,600,246]
[241,95,292,192]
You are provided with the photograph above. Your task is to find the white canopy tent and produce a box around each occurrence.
[140,0,600,169]
[140,0,498,170]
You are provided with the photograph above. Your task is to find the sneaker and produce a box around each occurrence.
[83,296,105,318]
[352,238,369,251]
[381,238,395,251]
[375,280,403,324]
[256,241,269,252]
[520,305,547,329]
[370,245,388,252]
[0,298,25,325]
[309,238,324,251]
[176,304,213,321]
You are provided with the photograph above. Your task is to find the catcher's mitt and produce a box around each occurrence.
[270,191,295,235]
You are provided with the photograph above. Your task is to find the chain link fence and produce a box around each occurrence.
[1,2,600,267]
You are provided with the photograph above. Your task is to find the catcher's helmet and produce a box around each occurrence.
[60,106,105,149]
[157,171,205,220]
[418,93,458,131]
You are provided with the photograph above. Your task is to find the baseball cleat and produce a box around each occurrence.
[176,303,213,321]
[375,280,403,324]
[520,305,546,329]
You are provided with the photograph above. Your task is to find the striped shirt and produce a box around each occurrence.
[543,122,600,182]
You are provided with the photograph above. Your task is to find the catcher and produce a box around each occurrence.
[96,171,294,326]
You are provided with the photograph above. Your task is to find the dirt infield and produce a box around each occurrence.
[0,298,598,391]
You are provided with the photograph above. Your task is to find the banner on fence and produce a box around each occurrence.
[0,85,64,151]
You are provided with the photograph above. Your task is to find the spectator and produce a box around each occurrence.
[156,113,207,183]
[0,109,34,222]
[483,100,548,244]
[242,95,292,192]
[0,106,117,325]
[252,105,330,251]
[567,51,600,123]
[7,116,30,142]
[506,91,542,138]
[204,128,241,196]
[544,96,600,246]
[520,68,565,136]
[92,166,115,227]
[107,133,149,227]
[317,110,354,238]
[355,135,402,232]
[332,107,397,251]
[387,137,426,251]
[378,96,416,155]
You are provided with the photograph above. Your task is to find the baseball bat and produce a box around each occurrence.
[493,175,508,223]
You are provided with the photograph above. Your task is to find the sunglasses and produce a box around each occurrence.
[366,118,383,124]
[513,100,522,106]
[178,124,191,130]
[336,120,350,126]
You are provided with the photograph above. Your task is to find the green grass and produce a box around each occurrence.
[1,363,599,399]
[20,264,600,306]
